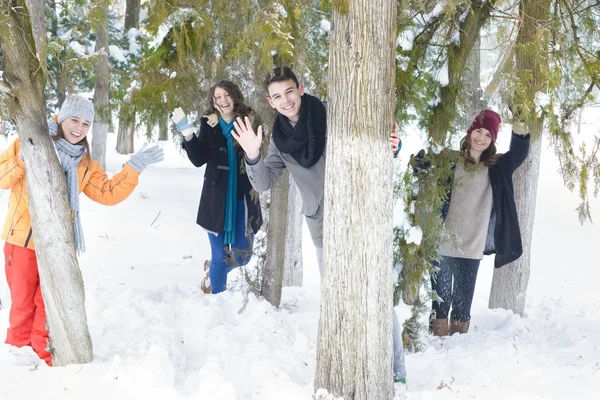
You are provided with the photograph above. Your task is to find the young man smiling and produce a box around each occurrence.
[232,67,406,385]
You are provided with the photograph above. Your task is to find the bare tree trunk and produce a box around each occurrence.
[116,0,140,154]
[489,0,550,315]
[315,0,396,398]
[261,170,289,308]
[158,114,168,141]
[125,0,140,30]
[116,107,135,154]
[91,4,109,170]
[0,0,93,366]
[283,178,303,287]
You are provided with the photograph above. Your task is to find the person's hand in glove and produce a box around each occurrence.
[127,144,164,172]
[171,107,196,140]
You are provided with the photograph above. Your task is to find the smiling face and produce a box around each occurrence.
[213,86,235,118]
[469,127,493,154]
[60,116,91,144]
[266,79,304,122]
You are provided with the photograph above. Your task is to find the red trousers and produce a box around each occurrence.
[4,243,52,366]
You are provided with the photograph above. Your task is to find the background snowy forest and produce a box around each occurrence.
[0,0,599,399]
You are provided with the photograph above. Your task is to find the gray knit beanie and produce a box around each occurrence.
[58,95,95,124]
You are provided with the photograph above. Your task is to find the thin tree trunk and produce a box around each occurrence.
[125,0,140,30]
[315,0,396,398]
[489,0,550,315]
[261,170,289,308]
[0,0,93,366]
[428,0,497,142]
[158,114,168,141]
[116,0,140,154]
[91,4,109,170]
[116,108,135,154]
[283,178,303,287]
[463,33,485,127]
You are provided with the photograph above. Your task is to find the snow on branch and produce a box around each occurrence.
[150,8,202,50]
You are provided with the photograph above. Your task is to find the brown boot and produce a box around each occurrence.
[449,319,470,335]
[201,260,211,294]
[430,318,449,337]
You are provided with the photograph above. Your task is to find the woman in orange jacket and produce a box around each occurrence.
[0,95,164,365]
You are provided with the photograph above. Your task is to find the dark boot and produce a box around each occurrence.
[430,318,449,337]
[449,319,470,335]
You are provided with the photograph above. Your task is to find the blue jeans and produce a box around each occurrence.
[430,256,480,322]
[207,200,253,294]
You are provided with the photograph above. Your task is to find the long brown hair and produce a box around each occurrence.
[459,131,501,167]
[204,80,253,118]
[53,123,91,162]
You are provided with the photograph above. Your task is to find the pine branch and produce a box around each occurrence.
[563,80,599,122]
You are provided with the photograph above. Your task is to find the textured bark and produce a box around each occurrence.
[0,0,93,366]
[261,170,289,308]
[283,178,303,287]
[314,0,396,398]
[489,0,550,315]
[91,5,109,170]
[24,0,46,61]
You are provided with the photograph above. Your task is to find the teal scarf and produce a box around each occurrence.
[219,117,238,245]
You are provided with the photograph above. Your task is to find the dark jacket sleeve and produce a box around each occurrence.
[182,119,209,168]
[498,132,531,174]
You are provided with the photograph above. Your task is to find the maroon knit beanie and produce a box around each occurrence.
[467,109,501,142]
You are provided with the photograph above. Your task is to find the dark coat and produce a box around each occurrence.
[183,113,263,235]
[413,132,530,268]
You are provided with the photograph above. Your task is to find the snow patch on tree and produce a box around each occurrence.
[69,41,88,56]
[274,3,288,18]
[150,8,201,50]
[109,45,127,62]
[397,30,415,51]
[127,28,143,57]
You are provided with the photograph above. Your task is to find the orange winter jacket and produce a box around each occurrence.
[0,138,141,250]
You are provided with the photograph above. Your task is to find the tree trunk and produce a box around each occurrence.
[283,177,303,287]
[314,0,396,398]
[261,170,289,308]
[489,0,550,315]
[116,0,140,154]
[462,33,485,127]
[125,0,140,30]
[0,0,93,366]
[158,114,168,141]
[428,0,497,142]
[116,107,135,154]
[91,4,109,170]
[24,0,46,61]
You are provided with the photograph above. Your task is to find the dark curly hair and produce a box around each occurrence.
[204,80,253,119]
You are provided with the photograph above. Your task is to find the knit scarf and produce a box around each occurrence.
[271,93,326,168]
[219,117,238,245]
[53,138,86,254]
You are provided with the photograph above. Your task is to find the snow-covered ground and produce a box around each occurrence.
[0,107,599,399]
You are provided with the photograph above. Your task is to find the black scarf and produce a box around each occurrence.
[271,93,326,168]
